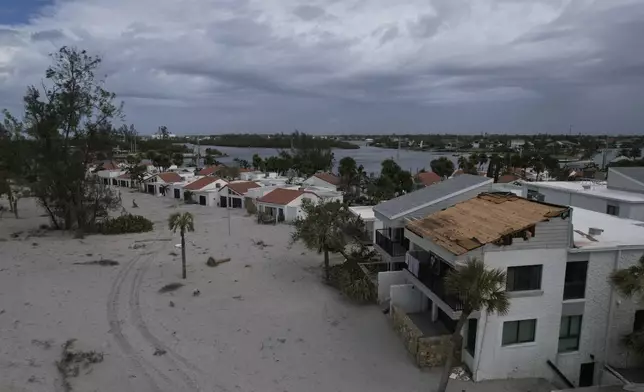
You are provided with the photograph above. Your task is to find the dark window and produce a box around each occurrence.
[466,319,478,356]
[507,265,542,291]
[606,204,620,216]
[634,310,644,332]
[559,315,582,352]
[502,319,537,346]
[564,261,588,300]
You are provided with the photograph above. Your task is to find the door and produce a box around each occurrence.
[147,184,155,194]
[220,196,227,208]
[199,195,207,206]
[174,189,180,199]
[579,362,595,387]
[232,197,242,209]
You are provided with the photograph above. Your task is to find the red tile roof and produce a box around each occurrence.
[157,172,183,183]
[313,172,341,186]
[416,171,441,186]
[184,177,222,191]
[226,181,260,195]
[497,174,520,184]
[257,188,305,205]
[117,173,131,179]
[197,166,222,176]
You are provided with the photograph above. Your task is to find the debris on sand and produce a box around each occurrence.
[31,339,54,350]
[252,239,272,249]
[169,301,175,307]
[158,283,184,293]
[130,243,146,249]
[153,348,167,356]
[206,257,231,267]
[10,231,22,239]
[232,295,244,301]
[56,339,104,392]
[169,251,178,256]
[192,289,201,296]
[73,260,119,267]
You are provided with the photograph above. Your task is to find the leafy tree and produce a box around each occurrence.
[204,154,220,166]
[609,255,644,357]
[291,200,363,282]
[127,165,147,189]
[2,46,122,232]
[438,259,510,392]
[477,153,488,170]
[157,125,169,140]
[172,153,184,167]
[338,157,363,201]
[430,157,454,179]
[168,212,195,279]
[252,154,263,171]
[126,154,139,165]
[233,157,251,169]
[153,154,172,172]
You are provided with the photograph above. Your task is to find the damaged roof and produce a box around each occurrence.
[406,193,569,255]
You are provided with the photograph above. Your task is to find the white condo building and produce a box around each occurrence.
[379,192,644,389]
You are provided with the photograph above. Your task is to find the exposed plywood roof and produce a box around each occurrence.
[406,193,569,255]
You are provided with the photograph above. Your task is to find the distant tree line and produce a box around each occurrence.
[204,132,360,150]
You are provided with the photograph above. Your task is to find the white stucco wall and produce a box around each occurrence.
[390,284,427,313]
[473,248,568,381]
[303,176,338,191]
[377,270,407,304]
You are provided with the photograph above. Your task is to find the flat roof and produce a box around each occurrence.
[348,206,376,221]
[527,181,644,203]
[572,207,644,250]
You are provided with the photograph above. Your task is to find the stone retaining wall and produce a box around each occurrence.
[391,305,459,368]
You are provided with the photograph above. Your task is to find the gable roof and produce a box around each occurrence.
[406,193,569,256]
[313,172,341,186]
[257,188,306,205]
[497,174,520,184]
[117,173,131,179]
[184,176,223,191]
[226,181,260,195]
[373,174,493,220]
[197,166,223,176]
[416,171,441,186]
[157,172,183,183]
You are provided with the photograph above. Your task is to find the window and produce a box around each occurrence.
[507,265,542,291]
[564,261,588,300]
[466,319,478,356]
[559,315,582,352]
[606,204,620,216]
[634,310,644,332]
[502,319,537,346]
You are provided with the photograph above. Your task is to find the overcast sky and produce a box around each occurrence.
[1,0,644,135]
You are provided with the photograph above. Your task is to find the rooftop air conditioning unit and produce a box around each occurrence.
[588,227,604,236]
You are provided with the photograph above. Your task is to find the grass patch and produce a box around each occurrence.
[158,282,184,293]
[56,339,104,392]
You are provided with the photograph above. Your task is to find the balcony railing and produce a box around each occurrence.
[375,229,409,257]
[406,250,464,311]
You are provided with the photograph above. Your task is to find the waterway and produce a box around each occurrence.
[193,142,460,175]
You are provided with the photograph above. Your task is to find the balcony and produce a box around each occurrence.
[406,250,464,312]
[375,229,409,258]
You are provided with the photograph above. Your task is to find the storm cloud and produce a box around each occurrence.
[0,0,643,134]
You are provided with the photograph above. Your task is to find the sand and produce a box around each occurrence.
[0,191,440,392]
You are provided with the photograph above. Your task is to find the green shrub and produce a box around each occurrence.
[99,214,153,235]
[328,263,376,304]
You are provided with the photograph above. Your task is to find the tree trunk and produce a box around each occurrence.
[181,229,187,279]
[437,311,470,392]
[12,199,18,219]
[323,249,330,282]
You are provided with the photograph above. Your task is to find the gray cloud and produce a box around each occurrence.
[0,0,644,134]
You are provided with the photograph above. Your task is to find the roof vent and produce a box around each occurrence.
[588,227,604,236]
[582,184,591,190]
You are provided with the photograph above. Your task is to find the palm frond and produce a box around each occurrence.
[168,212,194,233]
[609,255,644,299]
[445,258,509,314]
[621,331,644,358]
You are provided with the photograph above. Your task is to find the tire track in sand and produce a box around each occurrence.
[129,251,203,391]
[107,245,179,391]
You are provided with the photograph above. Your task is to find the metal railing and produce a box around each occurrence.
[406,251,464,311]
[375,229,408,257]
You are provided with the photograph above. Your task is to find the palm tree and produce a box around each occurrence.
[159,184,169,196]
[437,258,510,392]
[291,200,363,282]
[183,190,193,203]
[457,156,467,170]
[168,212,195,279]
[609,255,644,357]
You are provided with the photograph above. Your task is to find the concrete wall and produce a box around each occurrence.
[607,169,644,193]
[377,270,406,303]
[473,248,568,381]
[390,284,426,313]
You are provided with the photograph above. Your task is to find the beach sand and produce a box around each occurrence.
[0,191,439,391]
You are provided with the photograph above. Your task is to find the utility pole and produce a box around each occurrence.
[227,197,231,236]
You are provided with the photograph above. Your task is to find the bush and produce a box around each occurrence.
[98,214,153,235]
[328,263,377,304]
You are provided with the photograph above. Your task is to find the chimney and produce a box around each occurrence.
[588,227,604,236]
